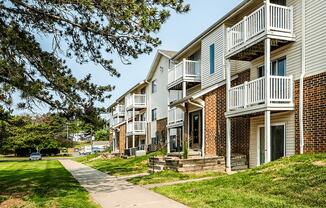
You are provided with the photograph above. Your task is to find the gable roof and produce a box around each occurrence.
[146,49,177,81]
[172,0,250,60]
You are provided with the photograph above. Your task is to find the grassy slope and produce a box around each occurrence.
[77,151,164,176]
[128,170,224,185]
[154,154,326,208]
[0,160,99,208]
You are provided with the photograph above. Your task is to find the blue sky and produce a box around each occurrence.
[14,0,242,115]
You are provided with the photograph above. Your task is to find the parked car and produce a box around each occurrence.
[29,152,42,160]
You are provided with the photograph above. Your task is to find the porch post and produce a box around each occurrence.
[125,106,128,149]
[265,38,271,105]
[167,128,170,154]
[132,107,135,148]
[226,118,231,172]
[226,59,232,172]
[265,110,271,163]
[201,107,205,157]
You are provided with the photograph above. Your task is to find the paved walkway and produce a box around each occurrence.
[59,160,187,208]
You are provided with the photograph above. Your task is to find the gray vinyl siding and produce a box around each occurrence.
[305,0,326,77]
[201,25,225,89]
[249,112,295,168]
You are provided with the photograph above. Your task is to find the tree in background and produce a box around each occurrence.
[0,0,189,122]
[95,129,109,141]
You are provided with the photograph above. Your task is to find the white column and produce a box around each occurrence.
[226,118,231,172]
[265,110,271,163]
[265,0,271,32]
[132,107,135,148]
[201,107,205,157]
[265,38,271,106]
[226,59,231,112]
[167,128,170,154]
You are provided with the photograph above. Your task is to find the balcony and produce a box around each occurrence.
[227,75,294,117]
[126,94,146,109]
[111,117,125,127]
[226,3,294,60]
[112,105,125,117]
[127,121,146,136]
[168,59,201,90]
[168,107,184,127]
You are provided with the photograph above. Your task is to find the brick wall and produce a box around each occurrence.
[118,124,126,153]
[295,72,326,153]
[204,69,250,157]
[157,118,167,144]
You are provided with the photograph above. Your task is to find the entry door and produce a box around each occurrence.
[189,111,201,150]
[259,125,285,164]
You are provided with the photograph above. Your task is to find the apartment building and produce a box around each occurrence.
[166,0,326,170]
[110,0,326,170]
[109,50,176,155]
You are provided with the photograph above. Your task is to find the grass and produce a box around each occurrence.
[77,151,164,176]
[128,170,224,185]
[0,160,99,208]
[154,154,326,208]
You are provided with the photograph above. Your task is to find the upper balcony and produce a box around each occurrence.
[112,105,125,117]
[226,75,294,117]
[168,59,201,90]
[125,94,146,110]
[226,2,295,61]
[167,107,184,128]
[111,117,125,127]
[127,121,146,136]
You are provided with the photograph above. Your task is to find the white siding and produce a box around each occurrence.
[305,0,326,77]
[249,112,295,168]
[146,55,170,142]
[201,25,225,89]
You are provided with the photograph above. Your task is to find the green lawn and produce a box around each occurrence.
[0,160,99,208]
[128,170,224,185]
[76,151,164,176]
[154,154,326,208]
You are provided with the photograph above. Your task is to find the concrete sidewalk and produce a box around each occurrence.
[59,160,187,208]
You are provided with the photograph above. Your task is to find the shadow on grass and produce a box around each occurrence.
[0,160,98,207]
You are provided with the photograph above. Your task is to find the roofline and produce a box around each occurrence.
[172,0,250,60]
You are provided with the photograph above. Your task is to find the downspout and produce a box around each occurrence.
[188,100,205,157]
[299,0,306,154]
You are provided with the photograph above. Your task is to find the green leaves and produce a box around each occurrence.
[0,0,189,119]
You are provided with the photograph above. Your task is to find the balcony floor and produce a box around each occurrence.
[168,78,201,91]
[227,33,295,61]
[225,103,294,118]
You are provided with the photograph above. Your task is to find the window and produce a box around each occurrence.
[152,137,158,145]
[271,0,286,6]
[151,80,157,93]
[209,44,215,74]
[257,57,286,78]
[151,108,157,121]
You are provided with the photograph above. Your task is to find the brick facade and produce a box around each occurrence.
[156,118,167,144]
[118,124,126,153]
[204,69,251,157]
[295,72,326,153]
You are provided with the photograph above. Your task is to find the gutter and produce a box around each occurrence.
[299,0,306,154]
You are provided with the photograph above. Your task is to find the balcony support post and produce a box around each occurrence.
[125,107,128,149]
[265,38,271,106]
[243,16,247,43]
[183,58,186,78]
[167,128,170,154]
[264,110,271,163]
[132,107,135,148]
[265,0,270,32]
[226,117,231,172]
[244,81,248,107]
[226,59,231,111]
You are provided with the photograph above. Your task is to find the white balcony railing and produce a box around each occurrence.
[168,107,184,126]
[168,59,201,87]
[227,3,293,53]
[111,117,125,126]
[127,121,146,135]
[126,94,146,109]
[228,75,293,111]
[112,105,125,117]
